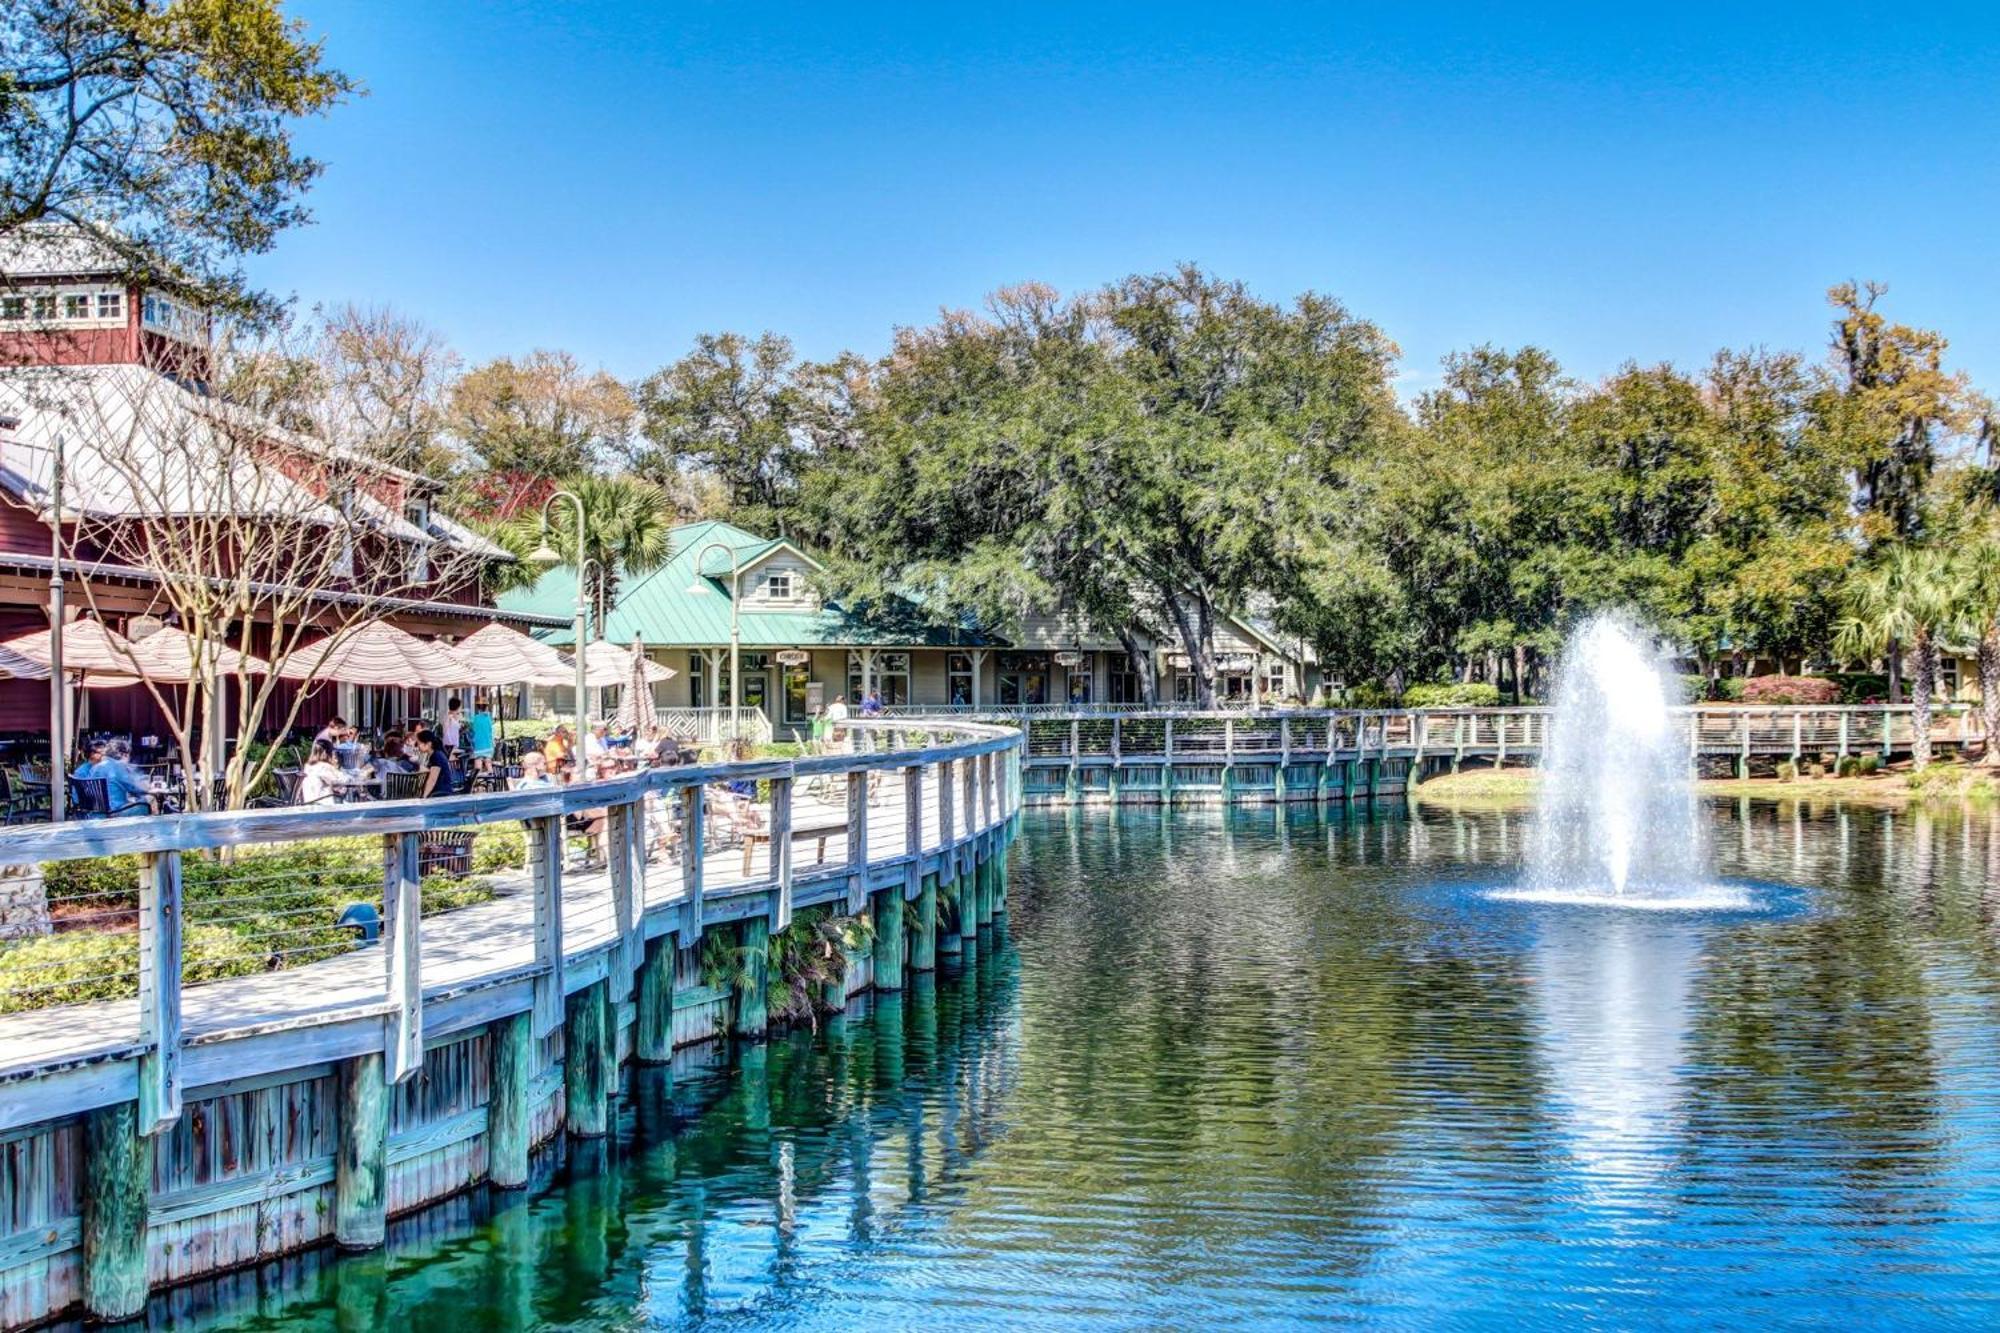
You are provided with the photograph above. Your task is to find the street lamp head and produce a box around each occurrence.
[528,542,562,568]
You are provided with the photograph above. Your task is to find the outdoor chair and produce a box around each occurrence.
[0,767,48,823]
[383,770,426,801]
[66,776,149,819]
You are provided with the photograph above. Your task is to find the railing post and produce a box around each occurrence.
[1882,707,1893,759]
[1838,711,1850,757]
[1740,711,1752,777]
[610,799,642,999]
[846,768,870,915]
[769,775,794,931]
[384,831,423,1084]
[1792,712,1803,763]
[530,813,566,1039]
[940,757,956,856]
[680,784,706,944]
[137,849,182,1134]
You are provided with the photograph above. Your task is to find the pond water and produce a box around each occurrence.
[168,801,2000,1329]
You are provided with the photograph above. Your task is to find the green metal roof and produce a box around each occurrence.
[500,518,997,650]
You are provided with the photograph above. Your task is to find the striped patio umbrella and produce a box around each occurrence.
[448,623,573,687]
[0,619,141,687]
[614,635,661,734]
[278,620,466,687]
[121,626,271,681]
[575,638,676,689]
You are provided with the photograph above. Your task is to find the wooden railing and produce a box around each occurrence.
[0,719,1023,1134]
[973,704,1984,765]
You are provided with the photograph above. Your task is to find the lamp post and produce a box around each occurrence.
[47,430,65,822]
[686,541,743,742]
[528,491,589,743]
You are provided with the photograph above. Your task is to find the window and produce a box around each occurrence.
[688,654,706,707]
[1109,666,1145,704]
[997,652,1049,707]
[96,292,123,320]
[0,297,23,321]
[765,571,793,599]
[31,295,55,321]
[61,294,90,320]
[848,651,910,705]
[947,652,974,707]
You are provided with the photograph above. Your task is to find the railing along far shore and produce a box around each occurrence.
[0,718,1024,1135]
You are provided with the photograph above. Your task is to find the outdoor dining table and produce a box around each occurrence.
[332,773,387,802]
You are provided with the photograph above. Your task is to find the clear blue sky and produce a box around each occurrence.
[264,1,2000,398]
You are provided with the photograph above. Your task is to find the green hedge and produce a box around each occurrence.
[1402,682,1502,708]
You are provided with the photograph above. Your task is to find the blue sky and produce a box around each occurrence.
[265,2,2000,398]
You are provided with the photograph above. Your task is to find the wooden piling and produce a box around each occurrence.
[873,885,906,989]
[635,933,675,1064]
[735,916,770,1039]
[334,1052,388,1249]
[911,872,938,971]
[489,1011,535,1189]
[81,1100,148,1321]
[565,980,610,1138]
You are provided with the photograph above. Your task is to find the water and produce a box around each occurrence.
[159,802,2000,1330]
[1527,613,1709,899]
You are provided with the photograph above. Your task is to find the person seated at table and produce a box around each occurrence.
[413,729,461,797]
[297,739,345,805]
[377,731,416,774]
[511,750,558,790]
[544,724,573,773]
[582,719,611,769]
[77,738,157,816]
[314,715,347,747]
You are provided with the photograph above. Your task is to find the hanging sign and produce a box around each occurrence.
[1166,653,1192,670]
[1053,650,1085,667]
[775,649,810,667]
[1217,653,1258,674]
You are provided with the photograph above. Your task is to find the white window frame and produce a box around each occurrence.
[765,571,794,599]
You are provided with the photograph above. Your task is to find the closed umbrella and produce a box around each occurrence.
[279,621,466,688]
[614,635,661,735]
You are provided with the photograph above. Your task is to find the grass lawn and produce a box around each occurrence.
[1413,762,1997,810]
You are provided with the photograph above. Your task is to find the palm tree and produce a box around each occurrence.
[1959,532,2000,764]
[1834,545,1968,771]
[488,474,677,633]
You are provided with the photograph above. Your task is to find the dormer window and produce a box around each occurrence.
[766,572,793,599]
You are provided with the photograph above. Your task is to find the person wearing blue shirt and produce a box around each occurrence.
[470,701,496,772]
[77,738,156,816]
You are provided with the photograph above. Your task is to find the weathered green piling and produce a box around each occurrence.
[82,1100,148,1320]
[635,933,674,1064]
[911,872,938,971]
[956,867,977,946]
[565,980,610,1138]
[735,916,770,1038]
[873,885,905,989]
[334,1052,388,1249]
[489,1011,535,1189]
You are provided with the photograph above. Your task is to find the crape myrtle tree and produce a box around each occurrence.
[0,0,354,323]
[803,268,1402,707]
[31,356,491,809]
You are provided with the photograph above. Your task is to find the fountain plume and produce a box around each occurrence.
[1524,613,1707,898]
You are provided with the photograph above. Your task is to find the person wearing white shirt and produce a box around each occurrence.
[297,740,345,805]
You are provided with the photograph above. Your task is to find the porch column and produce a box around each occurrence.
[1252,653,1264,706]
[970,649,987,709]
[860,648,877,703]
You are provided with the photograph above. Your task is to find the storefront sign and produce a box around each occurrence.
[775,649,810,667]
[1053,650,1085,667]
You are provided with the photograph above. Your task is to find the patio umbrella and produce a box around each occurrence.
[574,638,676,689]
[0,641,51,681]
[121,625,271,681]
[278,620,467,688]
[0,619,142,688]
[614,635,661,734]
[448,623,573,687]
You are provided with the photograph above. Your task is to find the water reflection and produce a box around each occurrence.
[139,798,2000,1330]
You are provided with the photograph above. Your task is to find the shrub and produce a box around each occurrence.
[1344,682,1399,708]
[1740,675,1841,706]
[1678,675,1710,704]
[1823,672,1891,705]
[1776,760,1798,782]
[1402,682,1501,708]
[1836,756,1861,778]
[1713,677,1746,703]
[1858,753,1881,776]
[1808,762,1827,779]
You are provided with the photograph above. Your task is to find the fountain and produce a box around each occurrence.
[1507,613,1744,909]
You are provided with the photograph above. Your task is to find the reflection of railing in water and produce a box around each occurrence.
[109,955,1024,1331]
[935,705,1985,806]
[0,718,1023,1327]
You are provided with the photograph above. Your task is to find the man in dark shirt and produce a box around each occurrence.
[413,729,459,797]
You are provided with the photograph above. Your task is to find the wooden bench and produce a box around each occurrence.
[741,810,849,876]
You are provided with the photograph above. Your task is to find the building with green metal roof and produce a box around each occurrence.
[499,518,1315,735]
